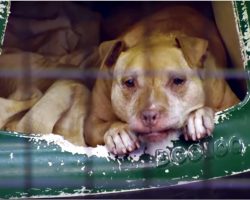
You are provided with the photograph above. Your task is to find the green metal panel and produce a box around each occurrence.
[0,1,250,198]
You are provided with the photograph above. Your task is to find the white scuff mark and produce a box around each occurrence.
[73,186,91,194]
[60,161,64,166]
[10,152,13,160]
[165,169,169,173]
[89,170,93,176]
[106,156,110,162]
[80,166,85,171]
[172,177,180,181]
[48,162,53,167]
[126,179,136,183]
[241,141,247,156]
[192,175,200,179]
[45,188,52,192]
[117,159,122,171]
[128,152,141,162]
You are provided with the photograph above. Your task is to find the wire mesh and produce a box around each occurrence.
[0,1,249,199]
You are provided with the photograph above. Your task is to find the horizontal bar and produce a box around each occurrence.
[0,68,249,80]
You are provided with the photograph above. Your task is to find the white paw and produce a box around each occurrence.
[183,107,214,141]
[104,123,140,155]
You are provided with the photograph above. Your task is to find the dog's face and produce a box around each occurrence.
[103,35,208,142]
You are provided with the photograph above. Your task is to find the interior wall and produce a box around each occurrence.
[212,1,247,100]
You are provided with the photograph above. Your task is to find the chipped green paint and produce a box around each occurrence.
[0,1,250,199]
[0,1,10,53]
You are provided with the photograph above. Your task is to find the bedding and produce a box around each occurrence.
[0,2,102,146]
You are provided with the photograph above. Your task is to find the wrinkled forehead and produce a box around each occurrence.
[113,44,191,79]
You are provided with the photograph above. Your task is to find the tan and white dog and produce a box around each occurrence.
[84,6,239,155]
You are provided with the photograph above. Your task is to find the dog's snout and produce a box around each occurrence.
[141,110,160,127]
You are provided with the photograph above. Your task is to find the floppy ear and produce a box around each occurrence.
[176,36,208,68]
[99,39,126,68]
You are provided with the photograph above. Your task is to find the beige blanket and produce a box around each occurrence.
[0,2,102,146]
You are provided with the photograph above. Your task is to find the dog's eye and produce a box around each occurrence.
[123,78,136,88]
[172,77,186,85]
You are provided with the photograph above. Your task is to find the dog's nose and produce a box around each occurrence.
[141,110,160,127]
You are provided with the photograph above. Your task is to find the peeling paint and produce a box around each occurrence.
[9,152,13,160]
[215,111,232,124]
[0,1,9,49]
[234,2,250,64]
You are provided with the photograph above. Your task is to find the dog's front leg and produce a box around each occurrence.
[183,107,215,141]
[104,122,140,155]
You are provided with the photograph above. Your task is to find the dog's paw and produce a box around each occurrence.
[183,107,214,141]
[104,122,140,155]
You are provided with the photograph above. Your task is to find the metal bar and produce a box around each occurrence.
[0,68,249,80]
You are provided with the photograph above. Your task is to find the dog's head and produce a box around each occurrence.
[100,34,208,142]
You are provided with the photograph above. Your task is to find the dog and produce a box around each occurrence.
[84,5,240,155]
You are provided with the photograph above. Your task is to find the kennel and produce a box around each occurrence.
[0,1,250,198]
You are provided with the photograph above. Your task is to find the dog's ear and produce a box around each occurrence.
[176,36,208,68]
[99,39,126,68]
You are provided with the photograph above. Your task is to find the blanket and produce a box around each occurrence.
[0,2,102,146]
